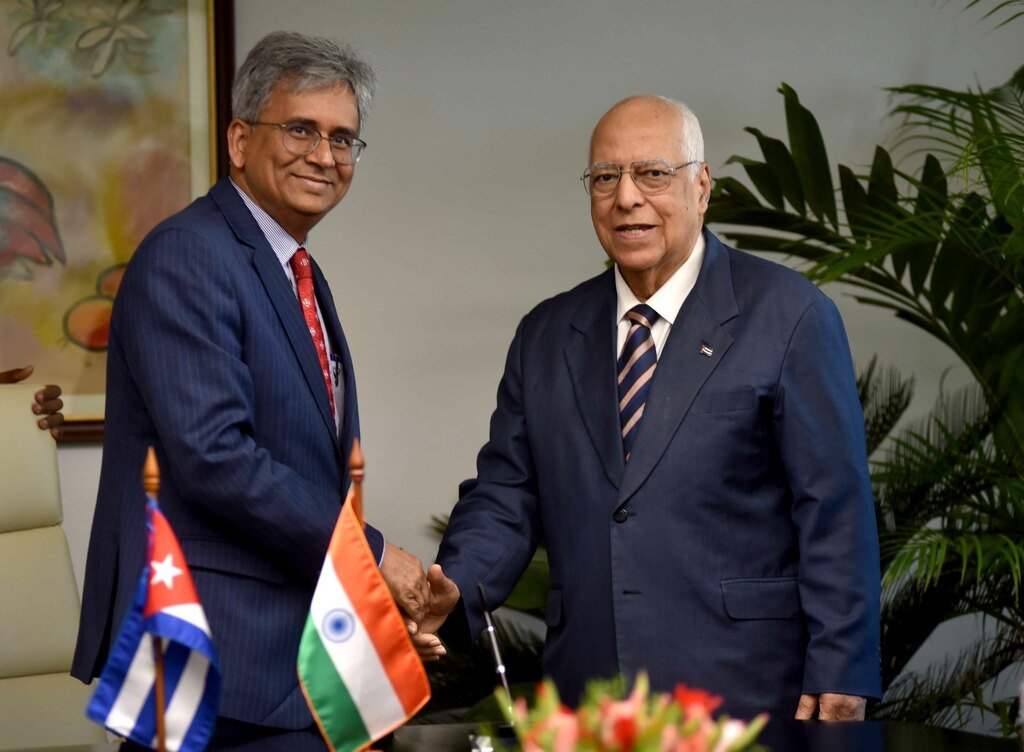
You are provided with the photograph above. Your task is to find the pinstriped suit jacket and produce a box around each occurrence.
[72,177,382,728]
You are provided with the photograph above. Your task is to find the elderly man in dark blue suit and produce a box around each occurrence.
[430,96,881,721]
[72,32,439,748]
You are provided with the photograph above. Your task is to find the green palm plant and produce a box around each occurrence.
[705,61,1024,734]
[871,377,1024,734]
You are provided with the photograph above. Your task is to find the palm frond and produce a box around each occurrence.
[963,0,1024,30]
[429,513,450,538]
[885,530,1024,597]
[710,77,1024,456]
[856,357,915,457]
[874,620,1024,731]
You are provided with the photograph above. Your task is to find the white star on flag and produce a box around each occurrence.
[150,553,183,589]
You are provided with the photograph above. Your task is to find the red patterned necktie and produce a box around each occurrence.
[289,248,336,420]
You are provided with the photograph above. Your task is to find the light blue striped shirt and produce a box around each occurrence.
[231,179,342,429]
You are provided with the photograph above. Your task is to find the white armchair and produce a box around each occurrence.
[0,383,106,748]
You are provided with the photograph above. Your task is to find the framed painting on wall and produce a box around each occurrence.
[0,0,234,441]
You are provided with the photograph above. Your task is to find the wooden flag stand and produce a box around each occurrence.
[143,448,167,752]
[350,438,365,528]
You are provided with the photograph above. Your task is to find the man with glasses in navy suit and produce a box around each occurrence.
[428,95,881,722]
[73,32,448,749]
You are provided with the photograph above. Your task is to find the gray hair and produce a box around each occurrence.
[232,31,378,129]
[656,96,705,180]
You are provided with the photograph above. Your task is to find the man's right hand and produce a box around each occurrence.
[380,542,430,625]
[420,564,460,634]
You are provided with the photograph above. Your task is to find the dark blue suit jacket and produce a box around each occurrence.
[439,230,881,718]
[72,177,382,728]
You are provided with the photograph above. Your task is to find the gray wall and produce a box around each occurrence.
[227,0,1016,560]
[57,0,1020,717]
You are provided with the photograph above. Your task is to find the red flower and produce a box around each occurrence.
[612,714,637,748]
[504,673,765,752]
[673,684,723,717]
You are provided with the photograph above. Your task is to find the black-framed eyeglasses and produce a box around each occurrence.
[581,159,699,196]
[248,121,367,165]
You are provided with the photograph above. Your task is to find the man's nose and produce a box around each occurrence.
[613,173,645,209]
[306,138,336,167]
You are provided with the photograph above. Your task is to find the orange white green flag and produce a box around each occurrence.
[298,491,430,752]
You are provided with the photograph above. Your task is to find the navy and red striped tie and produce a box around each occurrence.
[617,304,659,461]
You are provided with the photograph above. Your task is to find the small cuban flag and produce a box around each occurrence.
[86,496,220,751]
[298,487,430,751]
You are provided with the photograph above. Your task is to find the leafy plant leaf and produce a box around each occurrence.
[781,83,837,228]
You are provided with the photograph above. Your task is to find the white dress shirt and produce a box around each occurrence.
[615,232,706,359]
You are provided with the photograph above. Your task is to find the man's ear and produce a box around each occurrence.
[226,119,249,170]
[697,162,712,212]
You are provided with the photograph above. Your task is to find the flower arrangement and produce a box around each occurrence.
[496,673,768,752]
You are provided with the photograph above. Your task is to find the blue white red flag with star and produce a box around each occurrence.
[86,496,220,751]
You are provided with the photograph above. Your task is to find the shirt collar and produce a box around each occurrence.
[614,231,706,326]
[231,178,309,266]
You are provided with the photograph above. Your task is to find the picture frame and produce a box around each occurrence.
[0,0,235,443]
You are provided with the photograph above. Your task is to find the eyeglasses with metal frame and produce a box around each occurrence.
[248,121,367,165]
[581,159,699,197]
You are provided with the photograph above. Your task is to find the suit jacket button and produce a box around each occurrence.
[613,508,629,523]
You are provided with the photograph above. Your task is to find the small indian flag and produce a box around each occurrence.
[298,492,431,751]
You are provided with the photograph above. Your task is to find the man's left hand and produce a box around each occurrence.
[795,692,866,721]
[409,565,460,664]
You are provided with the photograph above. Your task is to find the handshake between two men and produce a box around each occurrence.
[380,544,461,663]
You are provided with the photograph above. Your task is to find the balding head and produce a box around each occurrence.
[590,95,704,179]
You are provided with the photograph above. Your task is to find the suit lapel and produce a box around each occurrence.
[618,231,739,505]
[210,179,340,447]
[564,270,624,488]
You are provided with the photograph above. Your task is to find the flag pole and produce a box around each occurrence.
[349,439,364,528]
[143,448,167,752]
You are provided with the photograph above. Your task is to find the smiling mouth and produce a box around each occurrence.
[616,224,655,235]
[295,174,333,186]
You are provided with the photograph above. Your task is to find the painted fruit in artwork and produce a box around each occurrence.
[63,263,126,351]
